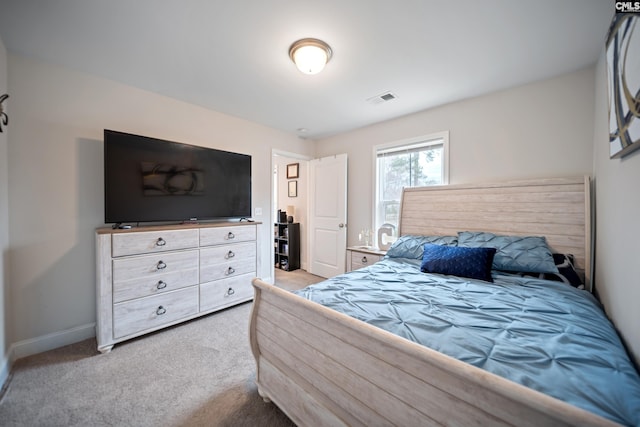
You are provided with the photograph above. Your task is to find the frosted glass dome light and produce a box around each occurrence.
[289,38,332,75]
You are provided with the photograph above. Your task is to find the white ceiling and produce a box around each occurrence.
[0,0,613,140]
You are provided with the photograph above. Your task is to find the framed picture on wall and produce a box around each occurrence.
[288,180,297,197]
[286,163,299,179]
[606,13,640,158]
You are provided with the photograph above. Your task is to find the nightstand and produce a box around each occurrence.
[346,246,387,272]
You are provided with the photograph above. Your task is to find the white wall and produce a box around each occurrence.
[6,53,315,356]
[0,35,10,386]
[317,68,596,247]
[592,50,640,364]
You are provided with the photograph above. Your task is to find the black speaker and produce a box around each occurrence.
[279,211,287,223]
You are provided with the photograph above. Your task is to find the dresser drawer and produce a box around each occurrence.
[200,273,254,312]
[200,253,256,283]
[350,251,382,270]
[113,286,199,338]
[113,249,199,283]
[112,229,199,257]
[200,225,256,247]
[200,241,255,264]
[113,268,199,303]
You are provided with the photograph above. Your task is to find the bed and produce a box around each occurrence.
[249,176,640,426]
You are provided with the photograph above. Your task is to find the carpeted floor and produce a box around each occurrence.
[274,268,325,291]
[0,270,325,427]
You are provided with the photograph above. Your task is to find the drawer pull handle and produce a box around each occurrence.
[226,287,235,296]
[226,250,235,259]
[156,306,166,315]
[155,237,166,247]
[226,266,235,275]
[361,256,368,263]
[157,280,167,290]
[227,232,235,240]
[156,261,167,270]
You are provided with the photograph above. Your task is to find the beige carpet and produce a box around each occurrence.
[0,270,325,427]
[274,268,325,291]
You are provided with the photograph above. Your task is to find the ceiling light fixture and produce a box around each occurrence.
[289,38,332,75]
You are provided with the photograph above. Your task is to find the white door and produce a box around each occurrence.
[308,154,348,278]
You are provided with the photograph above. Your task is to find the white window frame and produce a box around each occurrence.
[372,131,449,242]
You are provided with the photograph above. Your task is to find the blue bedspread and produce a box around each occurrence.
[294,258,640,426]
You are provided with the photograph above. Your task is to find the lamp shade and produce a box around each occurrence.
[289,38,332,75]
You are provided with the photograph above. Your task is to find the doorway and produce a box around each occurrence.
[271,151,349,284]
[272,151,311,283]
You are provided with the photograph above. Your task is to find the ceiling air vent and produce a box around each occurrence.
[366,91,398,105]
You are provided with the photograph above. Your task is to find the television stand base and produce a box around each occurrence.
[112,223,132,229]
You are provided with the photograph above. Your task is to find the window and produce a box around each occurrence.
[374,132,449,237]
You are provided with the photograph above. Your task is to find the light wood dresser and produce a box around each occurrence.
[96,222,259,353]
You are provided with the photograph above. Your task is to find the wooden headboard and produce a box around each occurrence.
[399,176,592,291]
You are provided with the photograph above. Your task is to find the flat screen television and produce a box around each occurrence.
[104,129,251,224]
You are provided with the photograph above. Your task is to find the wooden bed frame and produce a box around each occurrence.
[249,176,618,426]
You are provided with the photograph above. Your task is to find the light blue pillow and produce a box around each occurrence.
[386,235,458,259]
[457,231,558,274]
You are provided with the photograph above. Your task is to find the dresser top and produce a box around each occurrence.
[96,221,261,235]
[347,246,387,256]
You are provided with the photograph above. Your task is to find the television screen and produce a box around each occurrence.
[104,130,251,224]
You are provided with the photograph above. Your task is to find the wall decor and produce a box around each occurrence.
[606,13,640,158]
[288,180,298,197]
[286,162,299,179]
[0,94,8,133]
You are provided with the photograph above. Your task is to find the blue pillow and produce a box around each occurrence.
[457,231,558,274]
[386,235,458,259]
[420,243,496,282]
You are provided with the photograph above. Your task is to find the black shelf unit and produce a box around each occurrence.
[274,222,300,271]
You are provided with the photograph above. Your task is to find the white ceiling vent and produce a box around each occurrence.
[366,91,398,105]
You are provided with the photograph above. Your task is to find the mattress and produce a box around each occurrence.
[294,258,640,426]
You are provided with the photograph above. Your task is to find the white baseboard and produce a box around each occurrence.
[11,322,96,361]
[0,351,10,392]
